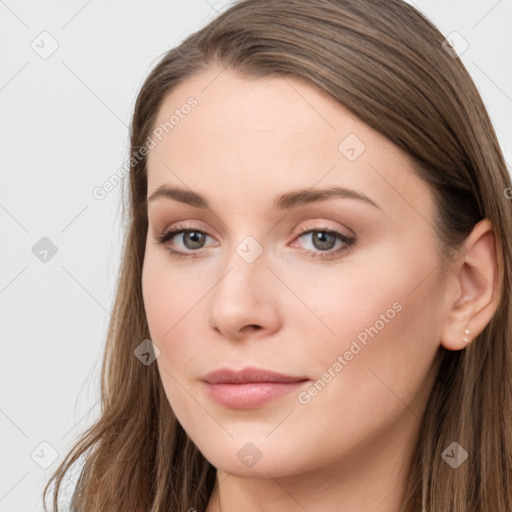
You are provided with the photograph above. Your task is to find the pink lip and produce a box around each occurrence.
[201,367,310,409]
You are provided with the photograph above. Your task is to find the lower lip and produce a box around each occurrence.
[203,381,309,409]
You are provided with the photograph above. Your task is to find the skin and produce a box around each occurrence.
[141,65,499,512]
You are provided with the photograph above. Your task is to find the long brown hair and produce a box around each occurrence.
[43,0,512,510]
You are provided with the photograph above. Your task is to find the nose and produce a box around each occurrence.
[207,243,281,341]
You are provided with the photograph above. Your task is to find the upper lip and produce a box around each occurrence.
[202,366,309,384]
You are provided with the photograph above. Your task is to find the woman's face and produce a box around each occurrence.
[142,65,449,479]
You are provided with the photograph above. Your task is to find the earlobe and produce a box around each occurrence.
[440,219,501,351]
[440,299,476,351]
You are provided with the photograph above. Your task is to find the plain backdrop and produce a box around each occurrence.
[1,0,511,510]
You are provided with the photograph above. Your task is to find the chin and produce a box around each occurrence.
[195,435,311,478]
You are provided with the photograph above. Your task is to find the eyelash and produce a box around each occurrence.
[154,223,355,260]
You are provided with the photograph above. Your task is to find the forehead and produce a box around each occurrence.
[146,65,432,222]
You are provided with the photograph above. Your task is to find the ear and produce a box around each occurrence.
[440,218,501,351]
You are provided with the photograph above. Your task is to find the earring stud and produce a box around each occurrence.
[461,328,470,343]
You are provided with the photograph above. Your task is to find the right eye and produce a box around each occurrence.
[154,226,217,258]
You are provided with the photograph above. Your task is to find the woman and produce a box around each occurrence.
[44,0,512,511]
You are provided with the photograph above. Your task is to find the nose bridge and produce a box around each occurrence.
[217,232,268,298]
[207,230,279,337]
[234,234,266,266]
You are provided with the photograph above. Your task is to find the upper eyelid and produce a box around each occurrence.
[159,226,349,240]
[160,218,353,236]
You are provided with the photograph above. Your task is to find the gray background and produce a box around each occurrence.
[1,0,511,510]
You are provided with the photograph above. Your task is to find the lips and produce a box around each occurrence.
[202,366,309,384]
[201,367,310,409]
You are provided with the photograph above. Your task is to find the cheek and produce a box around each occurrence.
[142,251,207,420]
[293,243,444,413]
[142,252,171,340]
[141,247,214,377]
[142,246,197,338]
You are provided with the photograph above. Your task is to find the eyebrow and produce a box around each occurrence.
[147,185,381,210]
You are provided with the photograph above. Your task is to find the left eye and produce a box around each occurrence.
[155,226,355,260]
[295,228,352,253]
